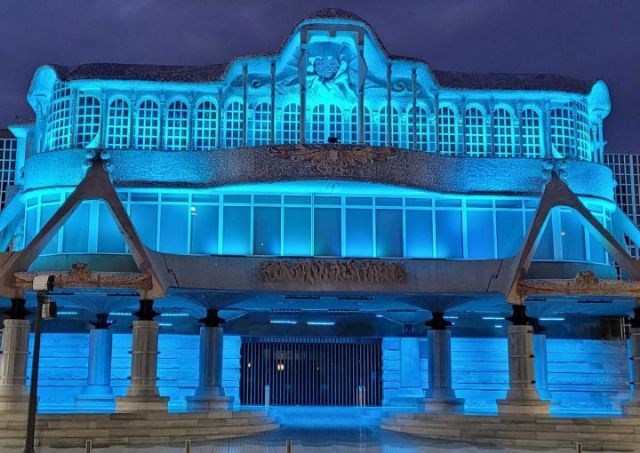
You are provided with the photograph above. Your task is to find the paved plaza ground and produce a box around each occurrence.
[0,407,630,453]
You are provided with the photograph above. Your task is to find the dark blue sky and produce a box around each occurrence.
[0,0,638,152]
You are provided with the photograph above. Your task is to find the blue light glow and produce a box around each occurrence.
[306,321,335,326]
[270,320,298,325]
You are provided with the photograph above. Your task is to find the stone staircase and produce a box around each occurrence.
[381,411,640,451]
[0,410,278,449]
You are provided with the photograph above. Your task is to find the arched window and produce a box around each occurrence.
[348,106,358,144]
[465,107,487,156]
[251,103,271,146]
[493,108,515,157]
[521,108,543,158]
[224,101,243,148]
[106,98,130,150]
[328,104,343,142]
[438,106,457,155]
[363,107,372,145]
[550,106,575,158]
[136,99,160,150]
[309,105,325,144]
[46,82,73,151]
[408,106,429,151]
[75,94,101,148]
[165,100,189,151]
[576,101,591,161]
[193,100,217,151]
[379,106,400,147]
[279,103,299,144]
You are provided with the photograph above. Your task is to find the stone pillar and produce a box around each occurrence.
[421,312,464,413]
[187,309,233,411]
[623,308,640,415]
[0,299,31,412]
[115,300,168,412]
[76,314,114,408]
[497,305,550,415]
[533,325,550,401]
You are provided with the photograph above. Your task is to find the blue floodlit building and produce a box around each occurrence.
[1,8,640,449]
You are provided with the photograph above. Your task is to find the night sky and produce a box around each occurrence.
[0,0,638,152]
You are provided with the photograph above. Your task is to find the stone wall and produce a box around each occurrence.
[382,337,629,413]
[17,333,630,412]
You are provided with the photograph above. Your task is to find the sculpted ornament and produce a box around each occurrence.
[518,270,640,297]
[15,263,152,290]
[259,259,406,285]
[266,144,396,176]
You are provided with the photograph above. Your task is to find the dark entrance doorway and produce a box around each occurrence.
[240,336,382,406]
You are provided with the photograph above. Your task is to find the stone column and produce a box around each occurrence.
[0,299,31,412]
[497,305,550,415]
[421,312,464,413]
[187,309,233,411]
[115,300,168,412]
[533,320,550,401]
[76,313,114,408]
[623,308,640,415]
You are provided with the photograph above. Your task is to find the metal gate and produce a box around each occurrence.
[240,336,382,406]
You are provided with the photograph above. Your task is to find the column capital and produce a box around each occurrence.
[425,311,451,330]
[505,304,535,326]
[89,313,113,329]
[133,299,159,321]
[5,298,30,320]
[199,309,225,327]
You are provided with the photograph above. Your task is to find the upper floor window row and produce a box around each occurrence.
[42,90,597,162]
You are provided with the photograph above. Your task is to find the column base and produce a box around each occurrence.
[497,398,550,416]
[622,401,640,416]
[0,393,29,412]
[75,388,115,410]
[186,395,233,411]
[421,397,465,413]
[115,395,169,413]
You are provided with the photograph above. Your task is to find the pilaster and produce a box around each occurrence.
[0,299,31,412]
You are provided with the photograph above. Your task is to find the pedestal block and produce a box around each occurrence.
[116,320,168,412]
[0,319,31,412]
[76,328,114,408]
[497,325,550,415]
[623,327,640,415]
[421,329,464,413]
[187,325,233,411]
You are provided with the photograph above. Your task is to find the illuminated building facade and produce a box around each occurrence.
[605,153,640,259]
[0,130,16,210]
[0,8,640,449]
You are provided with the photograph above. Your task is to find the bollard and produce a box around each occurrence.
[286,439,292,453]
[265,384,271,408]
[184,439,191,453]
[575,441,583,453]
[85,439,92,453]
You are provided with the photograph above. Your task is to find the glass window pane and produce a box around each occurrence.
[376,209,403,257]
[466,210,494,259]
[97,202,125,253]
[436,210,462,258]
[62,203,90,253]
[40,203,61,254]
[190,205,218,254]
[283,207,311,256]
[406,210,433,258]
[528,212,554,260]
[160,204,188,254]
[25,208,37,247]
[561,209,586,261]
[130,204,157,249]
[254,206,281,255]
[314,208,341,256]
[346,208,373,257]
[496,210,523,258]
[222,206,250,254]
